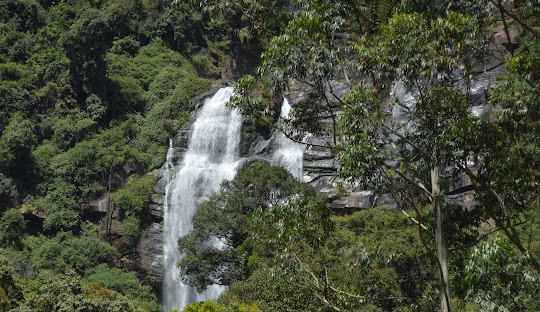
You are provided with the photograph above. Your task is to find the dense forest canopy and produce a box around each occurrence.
[0,0,233,310]
[0,0,539,311]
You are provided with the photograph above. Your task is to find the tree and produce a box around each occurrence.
[41,179,80,232]
[182,300,262,312]
[0,112,37,178]
[222,207,435,311]
[0,257,23,311]
[114,174,157,245]
[182,0,292,38]
[84,264,162,312]
[21,231,116,281]
[462,33,540,272]
[0,174,18,212]
[229,1,540,311]
[0,209,26,248]
[177,162,324,291]
[465,234,540,311]
[16,270,141,312]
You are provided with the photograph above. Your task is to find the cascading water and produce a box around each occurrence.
[162,87,242,311]
[272,98,305,179]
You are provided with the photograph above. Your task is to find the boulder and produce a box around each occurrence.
[346,191,374,209]
[151,194,164,205]
[148,204,163,221]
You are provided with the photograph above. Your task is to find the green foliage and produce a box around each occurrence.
[106,39,188,91]
[0,233,162,311]
[0,0,216,235]
[178,160,434,311]
[465,235,540,311]
[122,215,142,246]
[183,300,262,312]
[109,74,146,113]
[336,209,435,307]
[41,180,79,231]
[0,112,37,173]
[0,0,237,310]
[24,231,116,274]
[0,174,18,211]
[105,38,210,168]
[191,53,219,78]
[222,208,434,312]
[183,0,291,38]
[115,175,156,218]
[14,270,141,312]
[252,196,333,255]
[0,209,26,248]
[0,256,23,311]
[50,109,96,150]
[220,269,321,312]
[178,162,323,291]
[85,264,162,312]
[227,3,540,310]
[4,0,538,310]
[109,36,140,57]
[115,175,157,245]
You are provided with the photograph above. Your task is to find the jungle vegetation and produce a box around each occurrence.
[0,0,538,311]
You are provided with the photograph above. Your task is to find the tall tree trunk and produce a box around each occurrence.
[432,165,451,312]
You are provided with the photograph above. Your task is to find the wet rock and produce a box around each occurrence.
[251,137,273,156]
[148,204,163,221]
[375,193,398,209]
[87,195,112,213]
[137,222,164,284]
[153,177,167,195]
[328,195,347,209]
[346,191,373,209]
[151,194,164,205]
[304,158,337,171]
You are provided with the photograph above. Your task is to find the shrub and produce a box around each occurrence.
[41,180,79,232]
[183,301,263,312]
[114,175,156,218]
[25,231,117,274]
[0,174,18,211]
[191,53,219,78]
[0,209,26,248]
[85,263,162,312]
[122,215,141,246]
[115,175,157,245]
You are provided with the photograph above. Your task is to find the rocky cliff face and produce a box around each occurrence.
[136,22,518,290]
[139,83,236,286]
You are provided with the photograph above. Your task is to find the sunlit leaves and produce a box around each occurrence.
[177,162,320,291]
[358,12,486,85]
[465,235,540,311]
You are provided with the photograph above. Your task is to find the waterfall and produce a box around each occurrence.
[162,87,242,311]
[271,98,305,179]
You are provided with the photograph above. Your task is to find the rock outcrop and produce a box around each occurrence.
[142,24,518,290]
[137,222,164,286]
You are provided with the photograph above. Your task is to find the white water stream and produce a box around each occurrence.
[162,87,242,311]
[271,98,305,179]
[162,92,305,311]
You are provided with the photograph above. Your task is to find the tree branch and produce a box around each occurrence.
[449,219,531,252]
[379,160,433,201]
[463,167,540,271]
[489,0,540,41]
[251,110,333,150]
